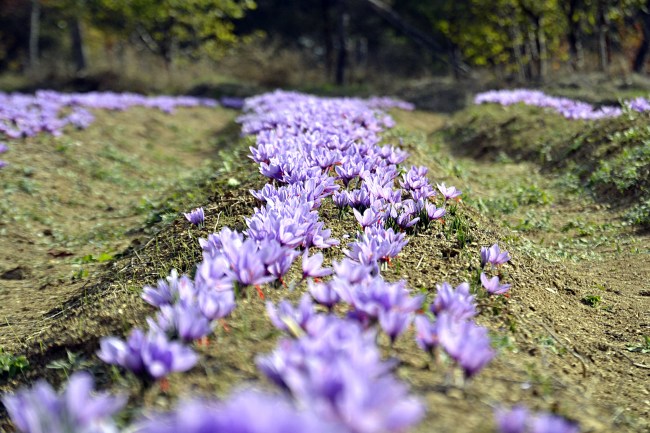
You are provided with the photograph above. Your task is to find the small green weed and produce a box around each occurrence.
[625,198,650,226]
[626,336,650,354]
[581,294,602,308]
[46,350,93,378]
[0,348,29,378]
[444,205,472,246]
[74,252,115,264]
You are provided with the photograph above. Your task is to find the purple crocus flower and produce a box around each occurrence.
[229,239,276,288]
[332,190,350,208]
[197,287,236,320]
[378,309,413,343]
[98,328,198,379]
[414,314,438,352]
[147,303,213,342]
[266,294,315,335]
[480,273,511,295]
[481,243,511,267]
[495,406,529,433]
[436,313,495,377]
[426,202,446,220]
[2,371,125,433]
[266,247,299,280]
[134,389,339,433]
[97,328,147,375]
[353,207,382,229]
[142,269,196,307]
[431,282,477,321]
[184,207,205,226]
[532,413,580,433]
[494,406,580,433]
[437,183,462,201]
[302,251,333,279]
[308,280,340,309]
[256,316,424,433]
[0,142,8,153]
[332,259,375,284]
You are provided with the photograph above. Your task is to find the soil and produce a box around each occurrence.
[1,104,649,433]
[0,106,237,352]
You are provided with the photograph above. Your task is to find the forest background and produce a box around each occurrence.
[3,0,650,98]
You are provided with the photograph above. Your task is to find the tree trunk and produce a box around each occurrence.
[565,0,584,70]
[29,0,40,71]
[321,0,335,81]
[335,8,348,86]
[507,11,527,82]
[70,17,87,73]
[597,1,610,72]
[537,17,547,81]
[633,0,650,73]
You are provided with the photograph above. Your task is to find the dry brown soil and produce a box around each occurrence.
[0,107,648,433]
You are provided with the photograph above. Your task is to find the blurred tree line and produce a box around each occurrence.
[3,0,650,84]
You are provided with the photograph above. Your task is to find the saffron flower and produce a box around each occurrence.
[495,406,529,433]
[266,294,315,335]
[98,328,198,379]
[437,183,462,201]
[480,273,511,295]
[2,371,125,433]
[197,287,236,320]
[134,389,339,433]
[302,251,333,279]
[414,314,438,353]
[379,309,413,343]
[426,202,446,220]
[184,207,205,226]
[147,303,213,342]
[353,207,382,229]
[436,312,495,377]
[308,280,340,309]
[494,406,580,433]
[142,269,196,308]
[431,282,477,321]
[481,243,511,267]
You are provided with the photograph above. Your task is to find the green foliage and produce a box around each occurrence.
[46,350,93,378]
[0,348,29,378]
[581,294,602,308]
[44,0,256,63]
[589,138,650,193]
[444,204,472,246]
[626,336,650,354]
[471,183,552,216]
[625,198,650,226]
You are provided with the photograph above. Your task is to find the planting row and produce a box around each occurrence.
[475,88,650,120]
[2,90,578,433]
[0,90,247,169]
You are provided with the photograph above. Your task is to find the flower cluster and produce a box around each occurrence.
[0,90,217,140]
[415,281,495,378]
[474,89,623,120]
[2,89,580,433]
[98,265,236,379]
[257,315,425,433]
[135,389,339,433]
[2,371,125,433]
